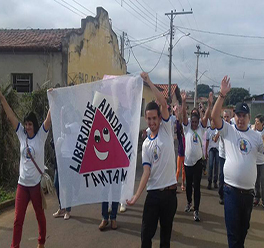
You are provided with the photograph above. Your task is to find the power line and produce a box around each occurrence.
[53,0,83,17]
[176,28,264,61]
[114,0,166,32]
[127,33,168,49]
[189,34,264,61]
[134,0,169,30]
[129,31,169,42]
[71,0,95,15]
[127,35,168,73]
[176,25,264,39]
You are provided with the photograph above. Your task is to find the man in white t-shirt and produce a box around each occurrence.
[252,114,264,207]
[212,76,264,248]
[205,120,220,190]
[127,73,177,248]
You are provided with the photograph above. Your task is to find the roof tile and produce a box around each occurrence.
[0,29,81,52]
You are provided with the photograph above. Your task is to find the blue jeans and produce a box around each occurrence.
[208,148,219,183]
[218,157,225,199]
[102,202,118,220]
[224,185,254,248]
[54,169,71,212]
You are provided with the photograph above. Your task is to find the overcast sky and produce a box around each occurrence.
[1,0,264,95]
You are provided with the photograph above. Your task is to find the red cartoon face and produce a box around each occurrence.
[93,127,110,160]
[79,109,130,174]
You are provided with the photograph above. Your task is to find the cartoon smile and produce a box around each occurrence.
[93,146,109,160]
[93,128,110,160]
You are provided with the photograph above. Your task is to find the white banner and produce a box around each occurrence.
[47,75,143,208]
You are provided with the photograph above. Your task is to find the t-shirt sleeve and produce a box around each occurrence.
[183,120,189,134]
[217,120,228,138]
[16,123,25,142]
[257,134,264,154]
[161,116,172,136]
[38,123,49,143]
[142,142,151,167]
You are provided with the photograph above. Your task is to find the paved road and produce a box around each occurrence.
[1,162,264,247]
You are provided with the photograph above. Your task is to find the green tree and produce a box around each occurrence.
[224,87,250,106]
[197,84,212,98]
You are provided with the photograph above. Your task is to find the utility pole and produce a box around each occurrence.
[120,32,125,58]
[165,9,192,104]
[194,45,209,108]
[210,84,220,94]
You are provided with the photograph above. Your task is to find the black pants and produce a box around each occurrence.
[185,159,203,211]
[141,189,177,248]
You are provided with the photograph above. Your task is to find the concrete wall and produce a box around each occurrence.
[0,52,62,90]
[66,7,126,85]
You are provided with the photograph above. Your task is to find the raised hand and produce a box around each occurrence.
[181,91,186,102]
[220,76,231,96]
[140,72,150,83]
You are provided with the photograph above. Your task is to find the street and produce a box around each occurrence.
[1,161,264,248]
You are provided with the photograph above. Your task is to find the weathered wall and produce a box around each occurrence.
[0,52,62,90]
[66,7,126,85]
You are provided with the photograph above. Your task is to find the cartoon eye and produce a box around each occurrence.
[94,130,101,143]
[103,127,110,142]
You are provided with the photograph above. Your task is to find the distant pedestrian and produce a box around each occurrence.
[252,114,264,208]
[211,75,264,248]
[205,120,220,190]
[181,91,212,222]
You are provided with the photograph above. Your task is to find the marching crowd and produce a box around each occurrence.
[1,72,264,248]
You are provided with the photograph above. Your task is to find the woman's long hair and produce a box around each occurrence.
[24,112,40,135]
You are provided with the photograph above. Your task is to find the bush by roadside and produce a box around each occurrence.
[0,187,16,203]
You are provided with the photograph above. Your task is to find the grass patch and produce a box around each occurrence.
[0,187,16,203]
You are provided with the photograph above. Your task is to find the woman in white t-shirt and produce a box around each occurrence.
[182,91,213,222]
[0,90,51,248]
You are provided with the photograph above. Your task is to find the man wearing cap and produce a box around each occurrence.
[211,76,264,248]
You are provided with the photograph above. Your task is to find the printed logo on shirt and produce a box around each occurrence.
[193,133,198,144]
[152,145,161,163]
[237,138,252,155]
[23,146,35,160]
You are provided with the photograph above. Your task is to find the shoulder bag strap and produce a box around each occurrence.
[26,138,43,175]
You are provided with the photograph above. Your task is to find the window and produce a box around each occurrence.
[12,74,33,92]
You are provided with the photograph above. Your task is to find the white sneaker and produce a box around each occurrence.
[120,203,127,213]
[53,209,65,218]
[64,211,71,220]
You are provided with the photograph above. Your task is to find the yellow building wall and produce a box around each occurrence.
[67,8,126,84]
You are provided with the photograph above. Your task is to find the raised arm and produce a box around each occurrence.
[0,90,19,130]
[211,76,230,129]
[141,72,169,120]
[44,109,51,131]
[181,91,188,125]
[201,92,213,127]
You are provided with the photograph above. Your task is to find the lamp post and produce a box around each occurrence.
[168,33,190,104]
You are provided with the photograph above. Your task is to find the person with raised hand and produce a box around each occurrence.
[127,72,177,248]
[181,90,211,222]
[211,76,264,248]
[0,89,51,248]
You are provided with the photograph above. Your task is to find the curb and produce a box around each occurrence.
[0,198,15,211]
